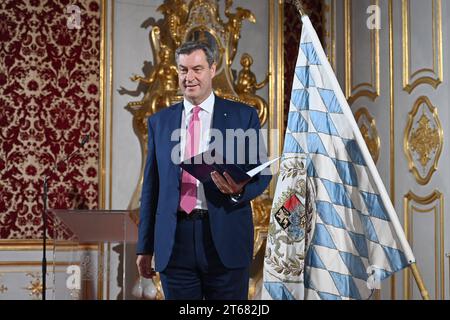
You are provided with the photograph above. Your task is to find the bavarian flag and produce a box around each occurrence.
[262,14,415,300]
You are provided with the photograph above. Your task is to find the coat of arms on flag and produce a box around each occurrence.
[262,12,417,300]
[263,155,314,300]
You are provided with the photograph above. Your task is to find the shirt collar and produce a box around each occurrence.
[183,92,215,114]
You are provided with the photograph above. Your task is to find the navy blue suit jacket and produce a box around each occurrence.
[136,96,272,271]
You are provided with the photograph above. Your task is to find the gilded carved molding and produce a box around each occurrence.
[354,107,380,164]
[447,253,450,295]
[402,0,443,93]
[322,0,336,71]
[404,96,443,185]
[403,190,444,299]
[344,0,380,105]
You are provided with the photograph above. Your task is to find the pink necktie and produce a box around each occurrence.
[179,106,201,213]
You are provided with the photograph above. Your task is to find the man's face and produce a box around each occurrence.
[177,49,216,105]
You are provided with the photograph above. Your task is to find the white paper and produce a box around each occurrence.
[246,157,280,177]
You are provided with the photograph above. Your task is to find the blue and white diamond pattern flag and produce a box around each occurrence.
[262,14,415,300]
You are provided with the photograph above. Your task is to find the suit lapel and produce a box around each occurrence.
[206,96,228,201]
[166,102,183,186]
[211,96,229,142]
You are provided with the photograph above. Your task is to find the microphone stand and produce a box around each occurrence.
[41,134,90,301]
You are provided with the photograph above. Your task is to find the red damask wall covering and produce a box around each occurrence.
[0,0,101,239]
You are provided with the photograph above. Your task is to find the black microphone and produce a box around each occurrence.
[41,133,90,300]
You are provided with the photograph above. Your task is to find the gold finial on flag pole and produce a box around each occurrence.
[292,0,305,16]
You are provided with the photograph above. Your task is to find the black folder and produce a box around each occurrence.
[179,151,279,184]
[180,152,250,184]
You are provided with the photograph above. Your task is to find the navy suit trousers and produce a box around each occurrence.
[159,215,250,300]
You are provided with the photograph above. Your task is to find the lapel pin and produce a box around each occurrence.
[224,113,227,117]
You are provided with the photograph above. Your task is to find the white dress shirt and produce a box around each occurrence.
[178,92,215,210]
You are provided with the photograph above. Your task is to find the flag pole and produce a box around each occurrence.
[292,1,431,301]
[410,263,430,300]
[292,0,305,16]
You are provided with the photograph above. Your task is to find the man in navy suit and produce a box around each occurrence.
[136,41,271,300]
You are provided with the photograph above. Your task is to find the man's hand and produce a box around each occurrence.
[210,171,250,195]
[136,255,156,279]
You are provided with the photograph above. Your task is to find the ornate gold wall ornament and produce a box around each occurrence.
[402,0,443,93]
[24,272,44,300]
[411,115,440,167]
[404,96,443,185]
[235,53,269,124]
[403,191,444,299]
[354,107,380,164]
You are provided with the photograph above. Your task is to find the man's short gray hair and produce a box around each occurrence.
[175,41,216,67]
